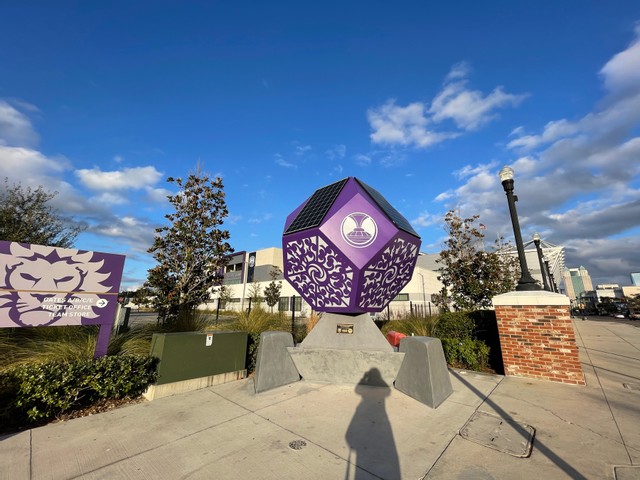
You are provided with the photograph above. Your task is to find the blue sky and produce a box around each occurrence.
[1,1,639,289]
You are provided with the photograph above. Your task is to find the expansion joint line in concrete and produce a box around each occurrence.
[420,374,505,480]
[29,429,33,480]
[573,321,633,465]
[603,326,640,354]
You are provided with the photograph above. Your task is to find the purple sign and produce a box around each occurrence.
[0,241,126,356]
[282,177,421,314]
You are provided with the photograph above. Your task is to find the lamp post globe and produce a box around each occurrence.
[499,167,541,292]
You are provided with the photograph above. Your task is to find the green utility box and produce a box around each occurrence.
[150,331,248,385]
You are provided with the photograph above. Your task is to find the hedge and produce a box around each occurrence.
[0,355,158,429]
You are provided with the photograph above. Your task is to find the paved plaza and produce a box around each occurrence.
[2,317,639,479]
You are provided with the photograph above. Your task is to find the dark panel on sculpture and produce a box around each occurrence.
[356,178,419,238]
[284,178,348,234]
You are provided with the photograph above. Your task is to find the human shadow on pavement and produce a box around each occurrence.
[450,370,589,480]
[345,368,400,480]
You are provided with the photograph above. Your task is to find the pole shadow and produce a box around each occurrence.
[450,370,589,480]
[344,368,401,480]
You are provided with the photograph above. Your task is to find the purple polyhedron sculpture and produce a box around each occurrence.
[282,177,421,314]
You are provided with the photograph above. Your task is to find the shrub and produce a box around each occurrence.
[433,311,475,340]
[1,355,157,426]
[441,337,490,371]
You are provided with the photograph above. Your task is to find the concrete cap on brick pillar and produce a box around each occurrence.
[492,290,570,307]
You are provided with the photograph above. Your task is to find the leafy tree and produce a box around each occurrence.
[133,287,151,311]
[0,178,84,247]
[248,281,262,309]
[435,210,519,311]
[215,284,233,309]
[146,168,233,323]
[263,266,283,313]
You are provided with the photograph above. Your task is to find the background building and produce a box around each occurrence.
[503,237,565,292]
[631,273,640,286]
[562,266,593,302]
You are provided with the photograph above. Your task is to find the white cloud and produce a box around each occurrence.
[412,211,438,228]
[248,213,273,224]
[429,81,528,131]
[354,154,372,166]
[367,63,525,149]
[0,99,39,147]
[599,24,640,99]
[75,166,163,191]
[274,154,296,169]
[434,26,640,285]
[93,192,128,205]
[0,145,69,181]
[445,61,471,81]
[325,144,346,161]
[508,119,581,151]
[368,100,453,148]
[145,186,171,203]
[294,144,311,156]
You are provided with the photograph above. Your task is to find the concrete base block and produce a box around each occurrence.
[144,369,246,401]
[287,347,404,386]
[299,312,393,352]
[253,331,300,393]
[394,336,453,408]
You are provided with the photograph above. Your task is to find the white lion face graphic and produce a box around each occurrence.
[0,243,112,327]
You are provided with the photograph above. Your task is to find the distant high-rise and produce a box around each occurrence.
[631,273,640,286]
[562,266,593,301]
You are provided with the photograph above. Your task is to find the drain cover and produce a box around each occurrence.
[614,465,640,480]
[288,440,307,450]
[623,383,640,391]
[460,411,535,458]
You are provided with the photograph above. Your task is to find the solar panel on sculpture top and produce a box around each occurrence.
[284,178,349,234]
[356,179,419,238]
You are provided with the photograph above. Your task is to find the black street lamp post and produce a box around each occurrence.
[532,232,551,291]
[499,166,541,291]
[545,260,558,293]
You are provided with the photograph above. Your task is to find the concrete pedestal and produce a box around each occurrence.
[394,336,453,408]
[287,347,404,385]
[253,331,300,393]
[287,312,404,386]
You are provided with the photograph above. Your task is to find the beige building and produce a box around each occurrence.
[562,266,594,301]
[205,247,443,318]
[622,285,640,299]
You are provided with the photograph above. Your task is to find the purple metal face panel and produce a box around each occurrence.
[283,231,355,310]
[321,192,396,270]
[0,241,125,328]
[282,177,421,314]
[357,232,421,310]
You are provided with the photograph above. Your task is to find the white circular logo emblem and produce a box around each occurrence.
[341,212,378,248]
[96,299,108,308]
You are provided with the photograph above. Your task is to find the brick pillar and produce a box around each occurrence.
[492,291,584,385]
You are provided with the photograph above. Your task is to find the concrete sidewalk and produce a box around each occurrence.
[2,318,639,480]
